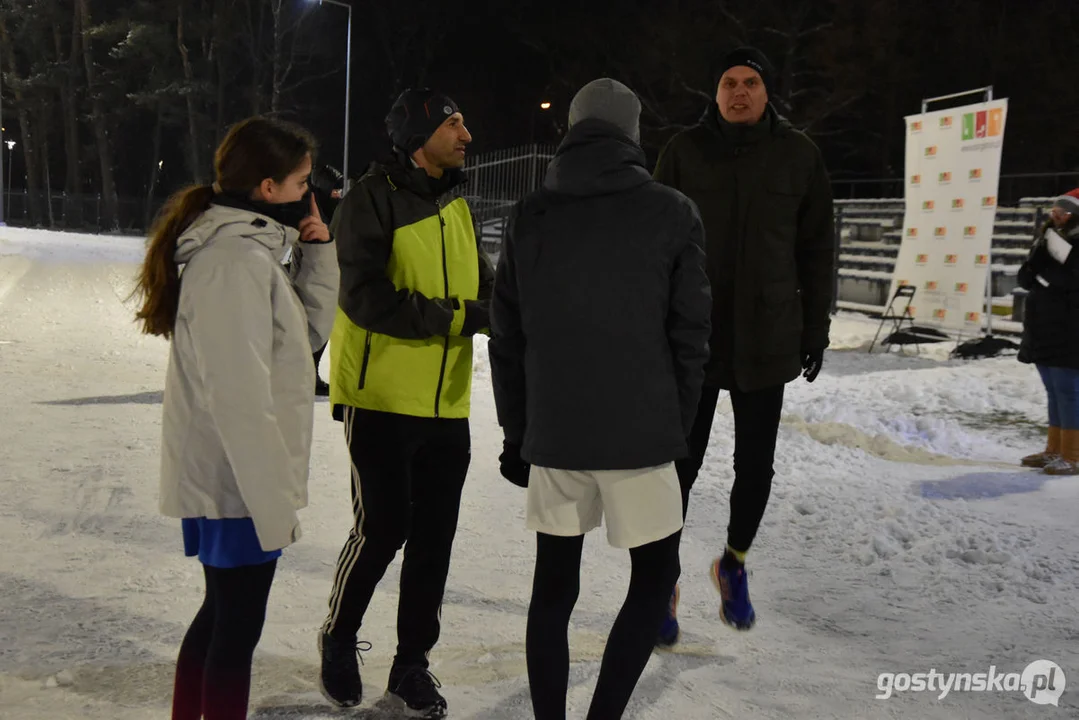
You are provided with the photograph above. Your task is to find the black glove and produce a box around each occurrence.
[801,348,824,383]
[460,300,490,336]
[499,440,530,488]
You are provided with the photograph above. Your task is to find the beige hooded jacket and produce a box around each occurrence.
[158,203,339,551]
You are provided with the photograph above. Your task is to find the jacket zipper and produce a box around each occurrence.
[433,203,451,418]
[357,330,372,390]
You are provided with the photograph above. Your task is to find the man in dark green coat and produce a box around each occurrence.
[653,47,835,642]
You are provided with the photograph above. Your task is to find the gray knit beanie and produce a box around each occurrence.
[567,78,641,143]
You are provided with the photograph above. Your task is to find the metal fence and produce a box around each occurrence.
[1,189,162,234]
[455,144,557,259]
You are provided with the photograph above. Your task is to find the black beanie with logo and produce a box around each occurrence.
[713,47,775,92]
[385,88,461,156]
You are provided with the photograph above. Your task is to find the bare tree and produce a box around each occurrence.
[75,0,119,229]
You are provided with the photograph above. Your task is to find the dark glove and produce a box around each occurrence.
[460,300,490,336]
[499,440,530,488]
[801,348,824,383]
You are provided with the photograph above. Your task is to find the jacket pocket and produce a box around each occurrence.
[756,281,803,356]
[358,330,372,390]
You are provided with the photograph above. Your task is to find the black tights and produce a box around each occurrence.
[526,531,681,720]
[171,560,277,720]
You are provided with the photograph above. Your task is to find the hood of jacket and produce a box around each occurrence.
[366,148,468,203]
[174,203,300,265]
[542,119,652,198]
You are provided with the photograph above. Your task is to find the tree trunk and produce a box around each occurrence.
[145,105,163,228]
[270,0,283,114]
[213,0,227,146]
[176,0,205,184]
[36,100,55,226]
[54,4,82,227]
[0,16,44,225]
[75,0,119,230]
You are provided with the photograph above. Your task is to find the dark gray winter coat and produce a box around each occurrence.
[654,104,835,391]
[1018,220,1079,369]
[488,120,711,471]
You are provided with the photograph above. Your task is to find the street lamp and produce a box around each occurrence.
[308,0,352,195]
[4,139,13,220]
[530,101,552,145]
[0,69,5,225]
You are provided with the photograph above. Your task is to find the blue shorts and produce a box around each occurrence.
[182,517,282,568]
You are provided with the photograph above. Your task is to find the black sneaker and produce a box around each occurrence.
[317,632,370,708]
[315,377,330,396]
[385,666,447,718]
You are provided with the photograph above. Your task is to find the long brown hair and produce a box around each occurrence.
[131,116,317,338]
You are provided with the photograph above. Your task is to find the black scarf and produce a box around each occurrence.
[212,191,311,230]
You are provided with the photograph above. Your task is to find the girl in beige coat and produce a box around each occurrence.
[131,116,338,719]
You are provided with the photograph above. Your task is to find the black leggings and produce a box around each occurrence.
[171,560,277,720]
[526,531,681,720]
[676,383,785,552]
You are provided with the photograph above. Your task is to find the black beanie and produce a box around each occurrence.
[714,47,775,92]
[385,88,461,155]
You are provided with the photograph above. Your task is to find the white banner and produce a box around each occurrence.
[890,98,1008,332]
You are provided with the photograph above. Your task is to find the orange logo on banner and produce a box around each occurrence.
[975,254,989,265]
[912,121,923,132]
[964,226,977,237]
[970,168,983,180]
[926,145,938,157]
[923,200,935,211]
[940,116,953,129]
[934,309,947,320]
[955,282,969,293]
[939,171,952,183]
[926,281,939,291]
[898,279,911,287]
[982,196,997,207]
[911,174,922,185]
[988,108,1004,137]
[916,254,929,264]
[952,198,965,210]
[945,254,958,265]
[966,311,981,323]
[907,227,919,238]
[934,227,947,237]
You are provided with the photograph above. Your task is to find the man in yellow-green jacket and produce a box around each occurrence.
[318,88,493,718]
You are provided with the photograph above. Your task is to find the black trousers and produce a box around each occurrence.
[675,383,785,553]
[172,560,277,720]
[322,406,470,670]
[526,531,681,720]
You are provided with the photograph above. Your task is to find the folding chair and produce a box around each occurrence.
[869,284,918,353]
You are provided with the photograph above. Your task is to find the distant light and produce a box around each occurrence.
[540,102,552,110]
[4,140,14,150]
[158,160,164,170]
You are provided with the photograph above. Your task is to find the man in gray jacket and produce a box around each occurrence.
[490,78,710,720]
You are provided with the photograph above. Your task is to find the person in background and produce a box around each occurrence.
[1018,188,1079,476]
[131,116,338,720]
[652,46,835,642]
[490,78,710,719]
[317,88,492,718]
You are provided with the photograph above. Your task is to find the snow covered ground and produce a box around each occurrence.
[1,226,1076,719]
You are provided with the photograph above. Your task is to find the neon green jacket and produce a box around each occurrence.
[327,155,494,419]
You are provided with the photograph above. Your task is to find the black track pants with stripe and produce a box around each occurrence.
[322,406,470,669]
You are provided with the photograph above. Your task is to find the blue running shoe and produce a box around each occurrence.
[711,555,755,630]
[656,583,680,648]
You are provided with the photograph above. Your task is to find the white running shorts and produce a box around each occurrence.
[526,462,683,549]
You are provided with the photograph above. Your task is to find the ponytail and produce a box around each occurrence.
[131,185,214,338]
